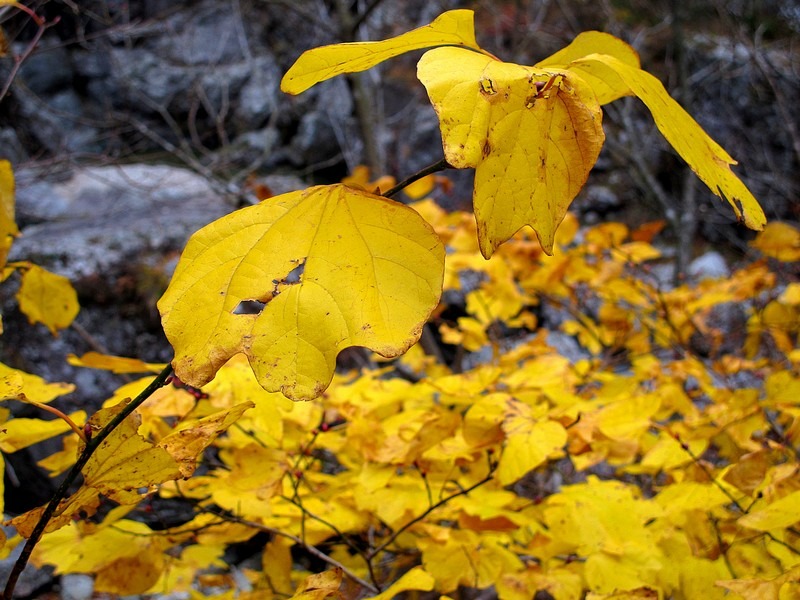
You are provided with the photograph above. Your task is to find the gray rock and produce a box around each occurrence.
[688,251,730,280]
[159,3,250,66]
[16,38,73,95]
[0,128,27,164]
[0,522,54,598]
[60,573,94,600]
[545,331,592,364]
[11,83,100,155]
[288,111,340,166]
[577,185,621,215]
[10,163,233,283]
[235,56,282,130]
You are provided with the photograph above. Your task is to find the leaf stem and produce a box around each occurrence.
[382,157,452,199]
[1,363,174,600]
[25,401,87,443]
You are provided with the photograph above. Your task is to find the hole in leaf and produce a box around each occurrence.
[283,260,305,284]
[234,300,267,315]
[231,259,306,316]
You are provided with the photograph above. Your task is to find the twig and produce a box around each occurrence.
[367,461,496,559]
[0,4,50,103]
[1,364,174,600]
[382,158,452,199]
[202,507,379,594]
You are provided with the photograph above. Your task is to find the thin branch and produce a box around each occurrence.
[202,507,379,594]
[0,5,50,102]
[351,0,385,31]
[367,463,496,559]
[2,364,174,600]
[382,158,452,199]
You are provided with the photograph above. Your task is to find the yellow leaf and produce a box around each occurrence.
[31,519,168,595]
[281,10,482,94]
[37,433,81,477]
[0,362,75,403]
[290,568,342,600]
[542,477,662,558]
[717,564,800,599]
[463,393,507,448]
[9,487,101,538]
[67,352,165,374]
[654,482,730,517]
[403,174,436,200]
[498,399,567,485]
[417,47,604,256]
[158,401,253,477]
[565,54,766,231]
[209,444,288,517]
[340,165,395,195]
[0,411,85,453]
[0,159,18,268]
[0,410,5,516]
[262,537,293,596]
[586,587,659,599]
[739,490,800,531]
[535,31,641,104]
[82,400,182,501]
[779,283,800,306]
[16,263,79,335]
[365,567,435,600]
[751,222,800,261]
[597,393,660,441]
[417,527,521,592]
[159,184,444,400]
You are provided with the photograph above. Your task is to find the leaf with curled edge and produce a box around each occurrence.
[417,47,604,257]
[281,10,484,95]
[158,184,444,401]
[561,53,765,231]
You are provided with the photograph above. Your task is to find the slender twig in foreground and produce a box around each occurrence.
[368,464,496,559]
[383,158,452,199]
[2,364,174,600]
[202,507,379,594]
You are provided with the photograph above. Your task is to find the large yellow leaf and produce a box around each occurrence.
[565,54,766,231]
[0,159,18,268]
[417,47,604,257]
[158,184,444,401]
[535,31,640,104]
[15,263,79,335]
[281,10,483,94]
